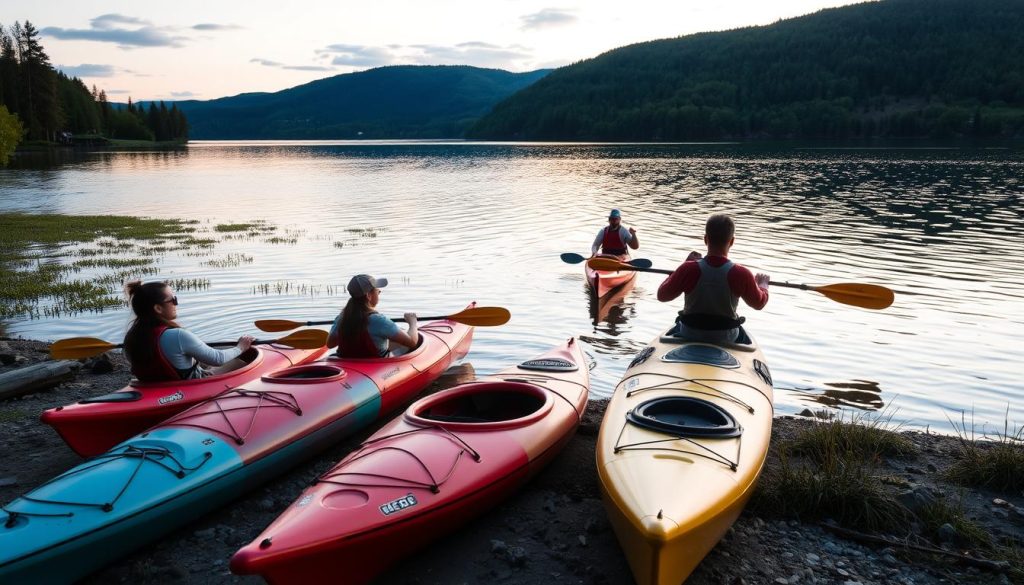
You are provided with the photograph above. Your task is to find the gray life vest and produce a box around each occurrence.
[682,258,739,319]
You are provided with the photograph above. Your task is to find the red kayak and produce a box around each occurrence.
[230,338,589,585]
[41,344,328,457]
[586,253,637,298]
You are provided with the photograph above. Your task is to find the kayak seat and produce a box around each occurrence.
[80,391,144,404]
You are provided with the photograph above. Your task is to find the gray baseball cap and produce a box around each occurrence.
[347,274,388,297]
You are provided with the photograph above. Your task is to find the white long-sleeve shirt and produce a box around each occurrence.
[159,328,242,375]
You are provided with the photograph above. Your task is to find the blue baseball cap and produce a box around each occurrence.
[609,209,622,219]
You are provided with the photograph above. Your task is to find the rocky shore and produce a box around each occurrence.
[0,337,1020,585]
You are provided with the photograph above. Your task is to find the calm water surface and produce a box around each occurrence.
[2,141,1022,433]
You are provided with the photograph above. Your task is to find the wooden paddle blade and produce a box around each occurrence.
[275,329,329,349]
[560,252,586,264]
[446,306,511,327]
[254,319,303,333]
[49,337,119,360]
[813,283,895,310]
[628,258,653,268]
[587,257,631,271]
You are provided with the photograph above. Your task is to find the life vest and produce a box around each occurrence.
[336,313,387,359]
[601,226,627,255]
[682,258,740,320]
[130,324,190,382]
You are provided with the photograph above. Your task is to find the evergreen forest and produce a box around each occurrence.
[468,0,1024,141]
[0,20,189,148]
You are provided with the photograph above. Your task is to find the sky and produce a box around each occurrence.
[3,0,866,102]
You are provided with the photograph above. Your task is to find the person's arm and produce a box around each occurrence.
[173,329,252,367]
[626,226,639,250]
[326,314,342,349]
[591,228,605,256]
[656,262,700,302]
[391,313,419,349]
[728,265,770,310]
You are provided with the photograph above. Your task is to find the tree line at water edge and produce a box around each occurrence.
[0,20,189,162]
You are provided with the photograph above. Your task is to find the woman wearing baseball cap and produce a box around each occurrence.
[327,274,419,358]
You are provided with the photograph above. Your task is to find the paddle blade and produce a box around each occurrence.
[49,337,118,360]
[446,306,511,327]
[560,252,586,264]
[587,257,631,272]
[275,329,329,349]
[813,283,895,310]
[628,258,653,268]
[254,319,303,333]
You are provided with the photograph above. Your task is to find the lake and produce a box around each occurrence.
[2,141,1022,434]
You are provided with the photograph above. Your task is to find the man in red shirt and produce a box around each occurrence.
[657,214,770,344]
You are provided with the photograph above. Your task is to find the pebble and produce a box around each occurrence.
[805,552,819,564]
[937,522,957,543]
[0,477,17,488]
[577,534,587,546]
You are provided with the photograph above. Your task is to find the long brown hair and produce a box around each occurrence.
[123,280,174,364]
[339,294,373,341]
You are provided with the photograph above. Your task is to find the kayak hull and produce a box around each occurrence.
[586,253,637,299]
[596,330,774,585]
[0,316,473,584]
[231,338,589,585]
[41,344,328,457]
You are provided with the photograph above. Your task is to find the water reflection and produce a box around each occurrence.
[1,141,1022,431]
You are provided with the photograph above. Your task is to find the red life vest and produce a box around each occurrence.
[336,314,386,358]
[601,226,627,255]
[129,324,187,382]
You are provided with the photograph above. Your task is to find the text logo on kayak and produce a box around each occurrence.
[381,367,401,380]
[519,358,577,372]
[380,493,417,516]
[158,390,184,405]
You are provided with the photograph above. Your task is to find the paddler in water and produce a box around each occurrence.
[123,280,255,381]
[657,214,770,345]
[591,208,639,257]
[327,274,419,358]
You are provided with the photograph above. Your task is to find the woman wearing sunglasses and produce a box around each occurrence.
[122,280,255,381]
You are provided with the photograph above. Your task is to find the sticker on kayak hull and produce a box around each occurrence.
[518,358,578,372]
[380,493,418,516]
[158,390,184,405]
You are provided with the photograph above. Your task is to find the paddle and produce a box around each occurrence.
[49,328,330,360]
[560,252,653,269]
[253,305,512,333]
[586,257,895,310]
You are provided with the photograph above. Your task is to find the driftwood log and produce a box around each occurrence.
[0,361,80,400]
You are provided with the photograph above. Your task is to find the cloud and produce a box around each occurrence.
[41,13,238,49]
[316,41,533,70]
[92,14,150,29]
[192,23,242,31]
[520,8,578,30]
[317,44,396,67]
[104,89,132,95]
[58,63,117,77]
[171,91,199,98]
[250,58,334,72]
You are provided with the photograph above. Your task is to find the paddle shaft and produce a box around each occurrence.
[276,315,456,328]
[596,262,796,287]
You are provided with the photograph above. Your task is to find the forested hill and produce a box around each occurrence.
[177,66,549,139]
[468,0,1024,141]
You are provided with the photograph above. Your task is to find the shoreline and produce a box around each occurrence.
[0,337,1020,584]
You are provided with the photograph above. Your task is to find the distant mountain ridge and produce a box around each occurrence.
[468,0,1024,141]
[172,65,550,139]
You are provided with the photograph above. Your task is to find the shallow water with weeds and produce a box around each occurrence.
[1,142,1023,433]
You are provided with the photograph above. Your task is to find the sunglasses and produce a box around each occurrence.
[162,296,179,306]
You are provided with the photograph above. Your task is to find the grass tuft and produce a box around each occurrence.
[946,411,1024,492]
[790,408,916,464]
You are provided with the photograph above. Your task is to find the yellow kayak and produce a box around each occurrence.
[596,328,774,584]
